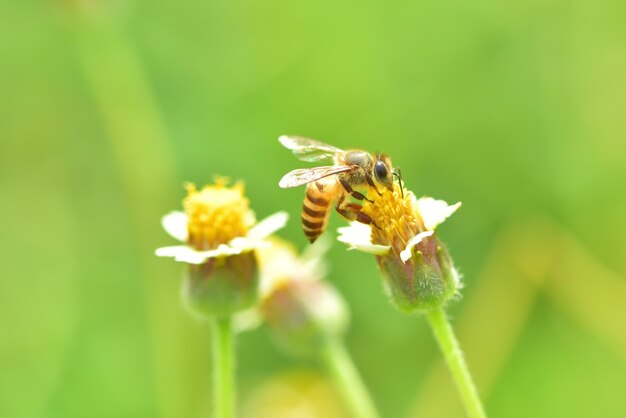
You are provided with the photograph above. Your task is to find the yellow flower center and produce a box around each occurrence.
[362,183,426,255]
[183,179,254,250]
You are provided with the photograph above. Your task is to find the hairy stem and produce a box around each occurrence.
[321,338,380,418]
[212,317,235,418]
[426,307,487,418]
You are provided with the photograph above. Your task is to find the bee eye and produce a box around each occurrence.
[374,161,388,180]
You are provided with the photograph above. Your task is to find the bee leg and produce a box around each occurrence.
[339,179,374,203]
[355,210,381,230]
[365,175,383,196]
[335,197,381,229]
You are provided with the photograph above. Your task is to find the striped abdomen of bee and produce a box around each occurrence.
[301,177,340,243]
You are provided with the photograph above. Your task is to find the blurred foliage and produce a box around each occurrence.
[1,0,625,417]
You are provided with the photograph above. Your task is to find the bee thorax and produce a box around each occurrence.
[343,150,372,168]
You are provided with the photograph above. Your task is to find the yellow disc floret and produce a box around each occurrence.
[362,183,426,255]
[183,178,254,250]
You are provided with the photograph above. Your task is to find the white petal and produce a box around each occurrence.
[195,244,243,260]
[176,250,214,264]
[155,245,190,257]
[229,237,269,251]
[155,245,207,264]
[400,231,434,263]
[233,308,263,333]
[155,244,243,264]
[247,211,289,240]
[337,223,390,255]
[161,211,189,242]
[416,198,462,230]
[337,222,372,245]
[346,242,391,255]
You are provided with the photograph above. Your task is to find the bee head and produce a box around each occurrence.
[374,154,394,192]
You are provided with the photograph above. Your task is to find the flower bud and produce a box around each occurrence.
[155,178,288,319]
[261,279,348,355]
[256,238,348,355]
[338,185,462,314]
[183,252,260,318]
[376,234,460,314]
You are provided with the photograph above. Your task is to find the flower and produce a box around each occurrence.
[156,180,288,264]
[257,237,349,355]
[337,183,461,313]
[155,178,288,318]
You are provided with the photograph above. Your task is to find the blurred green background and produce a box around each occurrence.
[2,0,626,417]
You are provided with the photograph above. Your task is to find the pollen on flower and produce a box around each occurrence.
[362,184,426,255]
[183,178,255,250]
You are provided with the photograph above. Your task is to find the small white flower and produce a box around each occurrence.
[337,196,461,264]
[155,211,289,265]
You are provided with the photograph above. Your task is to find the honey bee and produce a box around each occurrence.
[279,135,401,243]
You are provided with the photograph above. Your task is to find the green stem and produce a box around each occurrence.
[426,307,487,418]
[212,317,235,418]
[321,338,380,418]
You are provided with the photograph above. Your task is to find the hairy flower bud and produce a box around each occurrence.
[256,238,348,355]
[262,280,348,355]
[338,184,461,314]
[156,178,288,318]
[183,252,259,318]
[376,233,459,313]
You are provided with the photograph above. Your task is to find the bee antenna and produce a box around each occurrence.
[392,168,404,198]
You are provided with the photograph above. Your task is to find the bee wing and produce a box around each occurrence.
[279,165,353,188]
[279,135,345,162]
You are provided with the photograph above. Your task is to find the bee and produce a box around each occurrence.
[279,135,401,243]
